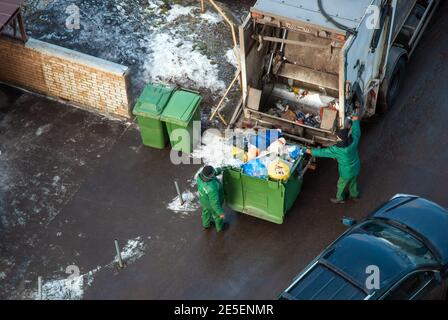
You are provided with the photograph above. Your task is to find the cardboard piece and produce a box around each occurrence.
[320,108,338,130]
[247,87,262,111]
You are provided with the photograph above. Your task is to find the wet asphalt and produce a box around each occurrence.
[0,2,447,300]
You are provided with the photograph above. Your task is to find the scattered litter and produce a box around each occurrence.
[191,131,242,168]
[56,232,62,237]
[193,130,306,182]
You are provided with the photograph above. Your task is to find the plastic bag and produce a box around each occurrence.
[231,146,248,163]
[267,138,288,156]
[247,144,260,161]
[288,145,303,160]
[268,158,291,182]
[242,158,268,179]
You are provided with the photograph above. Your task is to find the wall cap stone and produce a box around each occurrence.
[25,37,129,76]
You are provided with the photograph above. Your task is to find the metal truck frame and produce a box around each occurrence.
[237,0,440,146]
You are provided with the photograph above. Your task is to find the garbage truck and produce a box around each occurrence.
[222,0,440,224]
[236,0,440,145]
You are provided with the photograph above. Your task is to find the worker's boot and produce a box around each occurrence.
[217,222,229,232]
[330,198,345,204]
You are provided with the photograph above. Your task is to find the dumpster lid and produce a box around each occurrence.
[133,84,176,117]
[161,90,202,126]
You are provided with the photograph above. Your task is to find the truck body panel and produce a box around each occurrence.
[251,0,373,34]
[238,0,438,145]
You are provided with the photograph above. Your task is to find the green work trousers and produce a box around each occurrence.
[202,209,224,232]
[336,176,360,200]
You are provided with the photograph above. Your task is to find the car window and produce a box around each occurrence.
[383,271,436,300]
[360,220,437,266]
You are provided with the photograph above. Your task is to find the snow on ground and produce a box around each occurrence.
[167,190,199,215]
[165,4,195,23]
[117,237,146,264]
[24,0,240,100]
[36,267,100,300]
[27,236,147,300]
[225,48,238,68]
[144,33,225,92]
[35,124,52,136]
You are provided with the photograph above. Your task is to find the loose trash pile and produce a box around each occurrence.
[228,129,305,182]
[267,87,339,128]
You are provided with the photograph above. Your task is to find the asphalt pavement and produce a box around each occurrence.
[0,2,447,300]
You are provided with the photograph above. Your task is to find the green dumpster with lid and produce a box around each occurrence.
[161,89,202,153]
[133,84,176,149]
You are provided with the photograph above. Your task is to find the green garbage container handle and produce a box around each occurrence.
[290,157,303,178]
[177,87,201,95]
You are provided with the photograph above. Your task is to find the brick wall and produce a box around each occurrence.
[0,37,132,119]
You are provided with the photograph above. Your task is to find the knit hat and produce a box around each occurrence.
[202,166,215,178]
[336,128,349,141]
[335,128,352,148]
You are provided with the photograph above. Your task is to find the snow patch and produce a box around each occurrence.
[165,5,222,24]
[144,33,225,92]
[167,190,199,214]
[35,124,52,136]
[225,48,238,68]
[52,176,60,186]
[36,267,100,300]
[117,237,146,263]
[199,11,223,24]
[165,4,194,22]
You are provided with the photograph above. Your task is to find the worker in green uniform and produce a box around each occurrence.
[196,165,229,232]
[307,115,361,204]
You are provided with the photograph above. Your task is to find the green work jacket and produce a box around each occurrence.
[196,168,225,214]
[312,120,361,179]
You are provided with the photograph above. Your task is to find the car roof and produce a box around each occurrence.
[372,196,448,264]
[285,263,367,300]
[323,228,418,292]
[285,225,422,300]
[251,0,373,33]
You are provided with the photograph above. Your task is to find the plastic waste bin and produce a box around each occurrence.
[223,156,305,224]
[161,89,202,153]
[133,84,176,149]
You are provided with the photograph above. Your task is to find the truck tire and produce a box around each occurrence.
[377,57,406,114]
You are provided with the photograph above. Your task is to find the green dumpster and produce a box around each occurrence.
[133,84,176,149]
[161,89,202,153]
[223,157,305,224]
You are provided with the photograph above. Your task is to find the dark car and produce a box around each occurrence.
[280,195,448,300]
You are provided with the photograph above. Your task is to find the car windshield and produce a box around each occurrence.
[360,220,437,266]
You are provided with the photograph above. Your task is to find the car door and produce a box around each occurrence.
[381,270,445,300]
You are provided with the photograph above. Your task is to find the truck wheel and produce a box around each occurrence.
[377,57,406,114]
